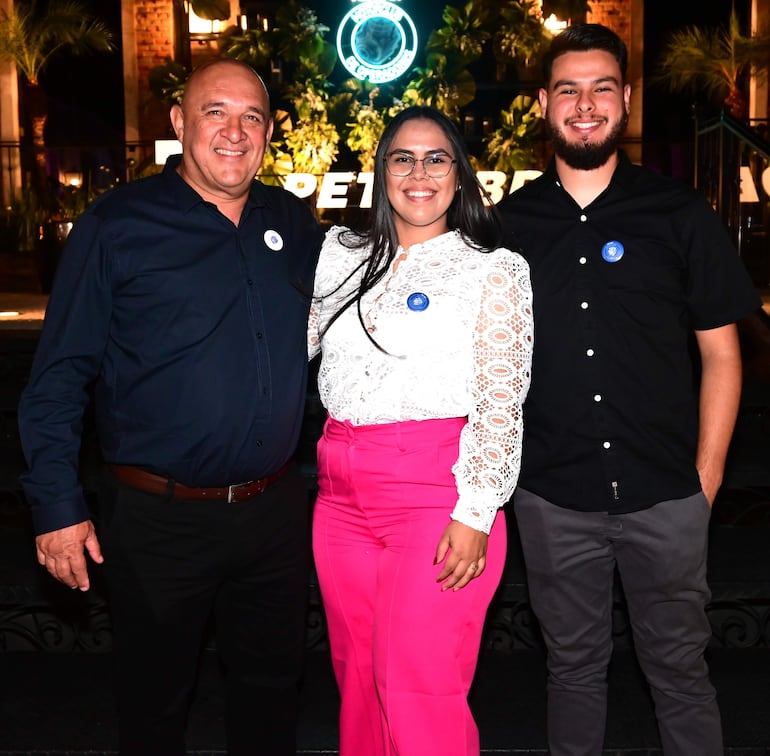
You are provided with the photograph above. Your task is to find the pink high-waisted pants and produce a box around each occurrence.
[313,416,507,756]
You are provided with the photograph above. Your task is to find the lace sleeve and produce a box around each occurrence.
[307,295,321,362]
[450,249,533,533]
[308,227,347,362]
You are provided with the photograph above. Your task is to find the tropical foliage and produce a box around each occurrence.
[148,0,555,181]
[0,0,114,85]
[483,95,543,173]
[655,9,770,118]
[0,0,115,205]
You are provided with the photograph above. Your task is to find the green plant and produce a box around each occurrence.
[399,1,489,121]
[344,89,406,172]
[655,8,770,118]
[6,182,47,252]
[216,25,272,69]
[283,89,340,174]
[402,0,551,124]
[427,1,492,69]
[402,57,476,122]
[494,0,552,68]
[483,95,543,172]
[148,58,190,106]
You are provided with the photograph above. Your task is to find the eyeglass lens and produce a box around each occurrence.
[386,153,455,178]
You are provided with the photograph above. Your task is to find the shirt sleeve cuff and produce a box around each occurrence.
[449,500,499,535]
[29,494,92,536]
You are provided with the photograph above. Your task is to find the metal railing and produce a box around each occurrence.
[694,111,770,287]
[0,141,160,211]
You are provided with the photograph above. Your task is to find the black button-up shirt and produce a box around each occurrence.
[498,152,760,512]
[19,155,323,534]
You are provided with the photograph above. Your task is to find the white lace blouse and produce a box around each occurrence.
[308,226,533,533]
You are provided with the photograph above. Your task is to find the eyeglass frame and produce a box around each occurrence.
[383,150,458,179]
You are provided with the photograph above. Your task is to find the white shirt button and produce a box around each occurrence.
[580,301,589,310]
[580,214,587,222]
[603,441,611,449]
[586,348,595,356]
[579,256,587,264]
[594,394,602,402]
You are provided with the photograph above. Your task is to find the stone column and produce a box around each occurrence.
[0,0,22,207]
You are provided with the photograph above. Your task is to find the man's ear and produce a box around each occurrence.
[170,104,184,142]
[538,88,548,120]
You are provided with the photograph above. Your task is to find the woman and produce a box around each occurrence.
[307,106,533,756]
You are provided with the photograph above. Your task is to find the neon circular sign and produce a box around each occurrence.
[336,0,418,84]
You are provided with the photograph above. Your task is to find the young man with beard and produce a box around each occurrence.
[497,23,760,756]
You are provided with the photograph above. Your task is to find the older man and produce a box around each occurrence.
[19,60,323,756]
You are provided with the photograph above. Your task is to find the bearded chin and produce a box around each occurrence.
[547,112,628,170]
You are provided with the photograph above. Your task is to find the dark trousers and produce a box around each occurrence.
[513,488,722,756]
[97,464,311,756]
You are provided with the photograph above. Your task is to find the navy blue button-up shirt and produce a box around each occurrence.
[498,152,760,513]
[19,155,323,534]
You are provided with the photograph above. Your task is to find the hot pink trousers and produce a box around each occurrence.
[313,416,507,756]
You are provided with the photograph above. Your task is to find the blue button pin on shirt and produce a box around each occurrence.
[602,240,624,263]
[407,292,429,311]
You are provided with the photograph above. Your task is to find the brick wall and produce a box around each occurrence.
[587,0,632,54]
[133,0,177,140]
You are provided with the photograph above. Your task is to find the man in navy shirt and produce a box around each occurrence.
[498,24,760,756]
[19,59,323,755]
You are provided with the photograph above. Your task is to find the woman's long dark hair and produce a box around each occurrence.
[321,105,504,345]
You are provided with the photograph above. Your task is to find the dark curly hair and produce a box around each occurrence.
[542,23,628,85]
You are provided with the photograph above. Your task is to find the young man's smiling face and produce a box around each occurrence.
[540,48,631,171]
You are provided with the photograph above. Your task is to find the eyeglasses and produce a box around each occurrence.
[384,152,457,179]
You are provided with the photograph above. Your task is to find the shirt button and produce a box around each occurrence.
[603,441,611,449]
[594,394,602,402]
[580,301,589,310]
[247,279,254,286]
[256,331,263,339]
[579,256,587,264]
[580,214,587,222]
[586,348,595,356]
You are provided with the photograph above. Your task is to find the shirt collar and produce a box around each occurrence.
[543,149,634,201]
[162,153,271,214]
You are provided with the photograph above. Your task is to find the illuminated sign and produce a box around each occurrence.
[336,0,418,83]
[152,141,543,205]
[282,170,545,208]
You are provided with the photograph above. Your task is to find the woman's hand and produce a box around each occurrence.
[434,520,488,592]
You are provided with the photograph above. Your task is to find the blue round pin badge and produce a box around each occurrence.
[601,240,624,263]
[407,292,429,311]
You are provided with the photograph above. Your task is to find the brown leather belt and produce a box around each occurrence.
[108,463,290,502]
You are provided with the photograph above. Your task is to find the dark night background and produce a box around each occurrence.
[39,0,747,174]
[41,0,125,147]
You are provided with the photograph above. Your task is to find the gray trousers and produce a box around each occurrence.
[513,488,722,756]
